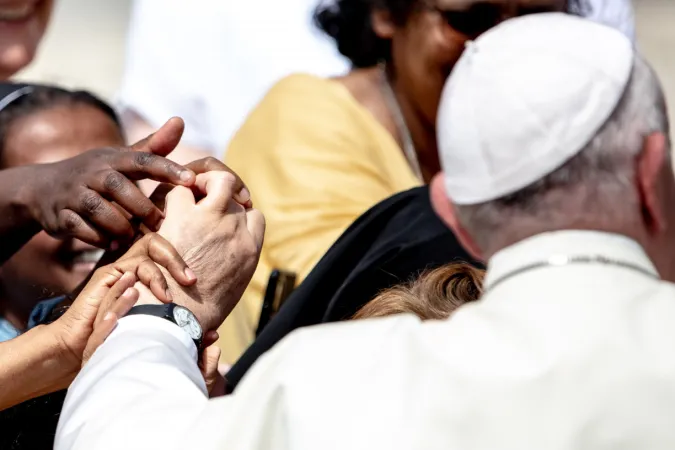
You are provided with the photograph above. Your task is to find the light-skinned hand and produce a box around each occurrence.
[156,170,265,332]
[53,233,196,373]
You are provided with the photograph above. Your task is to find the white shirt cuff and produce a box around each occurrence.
[112,315,199,361]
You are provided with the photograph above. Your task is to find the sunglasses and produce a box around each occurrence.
[431,2,564,37]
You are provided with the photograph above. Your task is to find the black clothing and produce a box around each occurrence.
[227,186,480,389]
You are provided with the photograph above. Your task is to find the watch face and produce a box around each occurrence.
[173,306,202,341]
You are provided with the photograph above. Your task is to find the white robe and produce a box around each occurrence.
[56,230,675,450]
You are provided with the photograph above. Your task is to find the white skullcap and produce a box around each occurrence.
[437,12,634,205]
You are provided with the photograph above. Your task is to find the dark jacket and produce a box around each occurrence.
[227,186,480,389]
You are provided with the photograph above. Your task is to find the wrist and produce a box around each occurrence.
[156,267,219,331]
[47,322,83,376]
[9,166,41,227]
[0,165,43,263]
[29,324,80,396]
[133,281,164,306]
[0,325,78,410]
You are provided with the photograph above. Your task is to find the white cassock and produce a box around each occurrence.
[56,230,675,450]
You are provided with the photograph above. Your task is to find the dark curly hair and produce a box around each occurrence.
[315,0,591,68]
[0,83,122,167]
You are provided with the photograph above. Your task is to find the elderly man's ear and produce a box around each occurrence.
[430,174,483,261]
[636,132,675,236]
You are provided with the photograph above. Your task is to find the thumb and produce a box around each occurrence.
[200,344,223,396]
[246,208,266,253]
[82,312,118,366]
[130,117,185,157]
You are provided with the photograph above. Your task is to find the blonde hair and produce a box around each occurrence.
[353,263,484,321]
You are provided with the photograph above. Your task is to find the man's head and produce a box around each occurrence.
[430,13,675,280]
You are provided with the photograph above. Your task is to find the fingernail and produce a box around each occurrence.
[180,171,193,183]
[184,268,197,282]
[237,187,251,203]
[165,289,173,302]
[104,312,116,322]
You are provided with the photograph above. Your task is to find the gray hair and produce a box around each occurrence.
[455,54,670,252]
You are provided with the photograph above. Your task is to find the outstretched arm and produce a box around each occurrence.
[0,323,78,411]
[57,170,268,450]
[0,232,194,412]
[0,118,195,264]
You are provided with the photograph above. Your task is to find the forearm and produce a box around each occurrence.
[56,316,211,450]
[0,324,78,411]
[0,165,41,263]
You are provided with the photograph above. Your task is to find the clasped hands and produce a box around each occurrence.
[49,138,264,398]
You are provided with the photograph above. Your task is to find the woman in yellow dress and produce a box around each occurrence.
[222,0,570,363]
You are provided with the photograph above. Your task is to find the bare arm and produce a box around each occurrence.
[0,232,195,412]
[0,165,44,264]
[0,324,77,411]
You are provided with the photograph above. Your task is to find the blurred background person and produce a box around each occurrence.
[116,0,349,164]
[0,0,54,80]
[115,0,636,165]
[0,83,124,341]
[0,0,658,368]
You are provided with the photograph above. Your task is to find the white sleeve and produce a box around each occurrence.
[116,0,215,151]
[55,316,213,450]
[55,314,297,450]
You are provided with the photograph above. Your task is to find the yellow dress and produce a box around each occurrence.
[219,74,421,363]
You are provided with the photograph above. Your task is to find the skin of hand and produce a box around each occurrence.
[0,117,196,263]
[124,111,214,197]
[199,332,227,397]
[0,232,195,411]
[152,170,265,332]
[52,232,197,377]
[82,277,226,397]
[51,157,251,328]
[149,157,252,211]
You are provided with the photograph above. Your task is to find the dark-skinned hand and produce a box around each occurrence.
[26,117,196,248]
[63,158,249,305]
[149,157,252,211]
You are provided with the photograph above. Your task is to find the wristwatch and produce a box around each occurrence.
[126,304,203,349]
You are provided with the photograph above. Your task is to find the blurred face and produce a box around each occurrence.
[378,0,566,127]
[0,0,54,79]
[0,103,124,316]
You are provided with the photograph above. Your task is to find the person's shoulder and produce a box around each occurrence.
[250,309,507,393]
[270,315,426,372]
[226,73,381,161]
[260,74,357,112]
